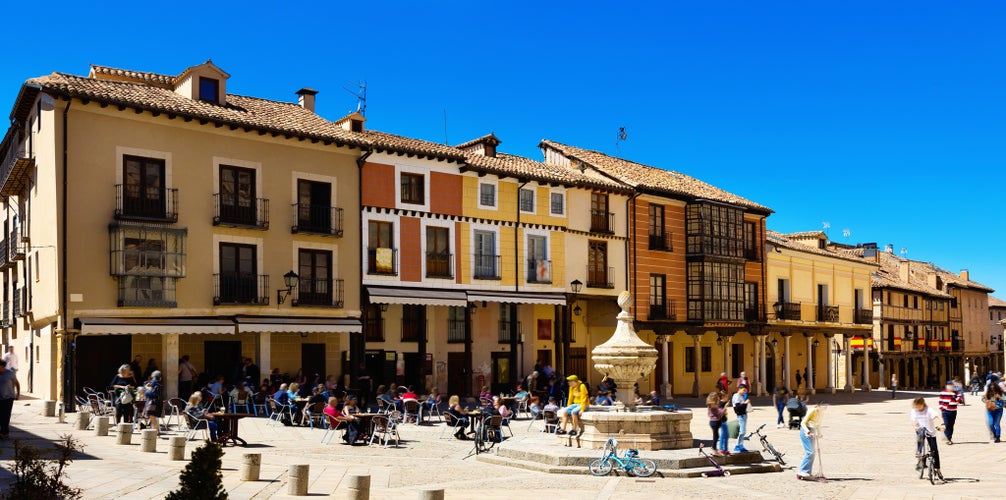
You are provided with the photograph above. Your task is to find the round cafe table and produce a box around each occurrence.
[213,412,252,446]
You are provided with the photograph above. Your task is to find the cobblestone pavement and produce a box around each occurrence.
[1,390,1004,499]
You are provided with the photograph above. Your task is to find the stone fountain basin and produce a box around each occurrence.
[578,408,693,451]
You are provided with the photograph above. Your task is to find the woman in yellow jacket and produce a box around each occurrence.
[556,375,589,436]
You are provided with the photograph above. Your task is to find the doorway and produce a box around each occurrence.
[403,352,421,388]
[447,352,467,396]
[204,341,242,384]
[301,343,326,385]
[365,350,396,390]
[75,335,132,395]
[490,352,510,394]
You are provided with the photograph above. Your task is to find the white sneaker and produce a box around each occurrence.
[776,423,784,429]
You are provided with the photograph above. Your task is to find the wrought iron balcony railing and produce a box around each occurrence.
[213,273,269,305]
[114,184,178,222]
[292,278,344,308]
[590,210,615,234]
[213,194,269,229]
[291,203,343,237]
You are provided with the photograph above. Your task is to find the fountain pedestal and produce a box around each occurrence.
[582,291,692,450]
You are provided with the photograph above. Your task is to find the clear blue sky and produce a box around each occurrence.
[3,2,1005,294]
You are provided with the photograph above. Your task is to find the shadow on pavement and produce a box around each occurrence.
[0,429,100,461]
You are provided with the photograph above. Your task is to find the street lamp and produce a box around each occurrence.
[570,279,583,294]
[772,302,783,319]
[276,270,299,304]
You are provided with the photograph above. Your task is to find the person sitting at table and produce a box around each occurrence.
[375,385,397,412]
[446,395,472,440]
[229,381,251,407]
[644,390,661,406]
[343,396,360,414]
[595,391,614,406]
[426,388,442,414]
[324,396,361,444]
[401,386,418,402]
[301,385,327,424]
[493,396,512,422]
[479,385,492,402]
[185,392,220,442]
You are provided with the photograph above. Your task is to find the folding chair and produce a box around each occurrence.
[516,397,530,419]
[184,412,210,441]
[322,415,347,444]
[488,415,505,443]
[368,414,400,448]
[268,399,293,427]
[425,400,443,422]
[499,413,514,437]
[231,392,253,414]
[304,402,327,429]
[541,410,559,434]
[439,412,466,439]
[376,398,391,414]
[402,400,422,424]
[250,392,270,417]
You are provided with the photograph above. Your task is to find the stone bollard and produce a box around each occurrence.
[168,436,186,460]
[94,416,110,436]
[288,464,309,496]
[57,402,66,423]
[75,410,91,431]
[419,488,444,500]
[345,474,370,500]
[240,453,261,481]
[116,423,133,445]
[43,400,57,417]
[141,429,158,452]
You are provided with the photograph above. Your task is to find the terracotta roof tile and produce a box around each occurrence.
[359,129,466,162]
[767,230,878,266]
[456,133,501,149]
[835,248,954,298]
[461,152,628,192]
[784,231,827,239]
[539,140,772,212]
[989,296,1006,308]
[88,64,175,87]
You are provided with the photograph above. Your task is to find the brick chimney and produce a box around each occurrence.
[899,260,911,284]
[296,88,318,113]
[960,269,970,281]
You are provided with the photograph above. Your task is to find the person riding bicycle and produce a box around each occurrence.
[910,397,945,482]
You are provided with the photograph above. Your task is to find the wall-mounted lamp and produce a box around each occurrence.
[716,336,723,346]
[380,303,389,313]
[573,304,582,316]
[570,279,583,294]
[772,302,783,317]
[813,339,820,348]
[771,338,779,349]
[276,270,299,304]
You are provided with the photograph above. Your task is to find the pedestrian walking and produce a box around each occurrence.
[938,381,962,445]
[773,384,789,428]
[178,355,197,399]
[891,374,898,399]
[0,359,20,439]
[982,383,1004,443]
[797,402,823,480]
[1,346,18,374]
[732,386,751,453]
[795,369,803,389]
[109,364,136,424]
[736,371,750,391]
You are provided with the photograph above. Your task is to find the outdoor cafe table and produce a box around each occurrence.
[214,412,252,446]
[351,413,380,443]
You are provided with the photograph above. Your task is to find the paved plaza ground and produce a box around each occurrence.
[1,390,1004,499]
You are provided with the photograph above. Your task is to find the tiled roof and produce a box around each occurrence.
[21,67,464,162]
[915,262,994,293]
[766,231,878,266]
[836,248,953,298]
[456,133,500,149]
[784,231,826,239]
[88,64,175,87]
[539,140,772,213]
[461,151,629,192]
[989,296,1006,308]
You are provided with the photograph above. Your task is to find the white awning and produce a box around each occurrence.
[79,318,235,335]
[234,317,362,334]
[467,291,567,306]
[367,286,468,307]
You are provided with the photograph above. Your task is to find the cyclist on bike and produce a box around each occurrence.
[910,397,944,482]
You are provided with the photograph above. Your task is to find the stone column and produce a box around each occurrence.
[758,336,767,396]
[241,453,261,481]
[862,334,872,390]
[258,331,272,387]
[141,429,158,452]
[163,333,180,400]
[168,436,186,461]
[722,335,732,380]
[691,335,701,397]
[287,464,309,496]
[844,335,853,392]
[345,473,370,500]
[660,337,671,400]
[805,335,815,395]
[94,416,110,436]
[824,334,835,393]
[782,334,792,389]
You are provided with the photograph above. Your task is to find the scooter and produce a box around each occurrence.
[698,443,730,477]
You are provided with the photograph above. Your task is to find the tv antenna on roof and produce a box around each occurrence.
[842,229,851,238]
[615,126,627,157]
[900,247,908,257]
[343,80,367,117]
[822,221,830,237]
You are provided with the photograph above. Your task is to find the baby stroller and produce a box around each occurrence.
[787,397,806,430]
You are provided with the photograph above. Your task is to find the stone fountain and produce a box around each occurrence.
[578,291,693,450]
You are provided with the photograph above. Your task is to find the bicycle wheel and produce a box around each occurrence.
[629,458,657,478]
[764,442,785,466]
[917,454,925,480]
[589,458,613,476]
[927,455,935,485]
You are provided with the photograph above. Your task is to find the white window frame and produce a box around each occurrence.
[470,223,500,279]
[549,189,565,216]
[394,163,431,211]
[420,219,455,282]
[116,146,173,189]
[478,180,498,210]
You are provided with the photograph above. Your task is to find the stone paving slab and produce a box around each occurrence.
[1,390,1005,499]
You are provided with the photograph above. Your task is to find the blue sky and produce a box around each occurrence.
[3,2,1005,294]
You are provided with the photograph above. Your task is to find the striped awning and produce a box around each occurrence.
[234,317,362,334]
[366,286,468,307]
[466,291,567,306]
[78,317,235,335]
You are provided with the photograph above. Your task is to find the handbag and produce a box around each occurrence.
[118,390,134,405]
[986,399,998,411]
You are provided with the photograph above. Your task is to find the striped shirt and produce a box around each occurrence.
[938,390,961,412]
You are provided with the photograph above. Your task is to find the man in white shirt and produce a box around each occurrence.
[2,346,18,373]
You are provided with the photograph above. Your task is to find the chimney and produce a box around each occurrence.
[296,88,318,113]
[899,260,911,284]
[885,243,894,254]
[927,272,939,290]
[863,242,878,261]
[960,269,970,281]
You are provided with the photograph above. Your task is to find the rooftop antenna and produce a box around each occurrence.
[443,109,449,146]
[842,229,851,238]
[342,80,367,117]
[822,221,830,237]
[615,126,627,157]
[900,247,908,257]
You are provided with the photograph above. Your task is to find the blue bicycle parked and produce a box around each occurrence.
[589,438,657,477]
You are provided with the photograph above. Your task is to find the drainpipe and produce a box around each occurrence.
[353,149,372,390]
[60,98,72,410]
[513,180,528,388]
